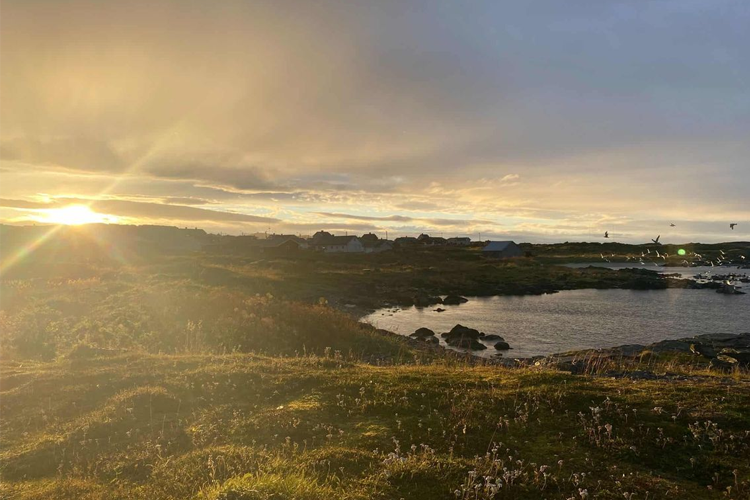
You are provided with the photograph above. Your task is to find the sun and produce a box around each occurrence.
[34,205,119,225]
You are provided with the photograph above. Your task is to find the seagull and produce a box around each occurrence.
[730,223,738,230]
[651,235,661,245]
[670,223,676,227]
[656,250,661,258]
[604,231,609,238]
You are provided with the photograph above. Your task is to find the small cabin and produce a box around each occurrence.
[482,241,523,258]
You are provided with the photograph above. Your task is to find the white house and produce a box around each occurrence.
[447,237,471,246]
[316,235,365,253]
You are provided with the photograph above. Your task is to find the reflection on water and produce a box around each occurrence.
[361,289,750,359]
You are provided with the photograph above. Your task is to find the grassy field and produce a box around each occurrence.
[2,243,750,499]
[2,351,749,499]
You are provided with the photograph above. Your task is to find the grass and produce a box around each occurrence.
[2,353,749,499]
[2,244,750,498]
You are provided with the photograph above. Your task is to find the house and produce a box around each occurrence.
[254,237,304,254]
[482,241,523,258]
[360,233,379,244]
[312,235,365,253]
[416,233,447,246]
[363,239,393,254]
[447,237,471,246]
[267,234,309,249]
[394,236,419,247]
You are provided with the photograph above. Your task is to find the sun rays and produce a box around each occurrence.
[30,204,119,225]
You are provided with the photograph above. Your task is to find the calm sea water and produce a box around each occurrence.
[361,288,750,359]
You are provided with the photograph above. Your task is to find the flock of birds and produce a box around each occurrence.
[599,223,745,268]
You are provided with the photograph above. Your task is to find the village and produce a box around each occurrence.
[205,229,525,258]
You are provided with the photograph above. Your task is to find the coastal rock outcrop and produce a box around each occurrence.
[410,327,436,339]
[442,295,469,305]
[442,324,482,340]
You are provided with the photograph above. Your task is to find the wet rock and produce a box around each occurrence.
[442,295,469,305]
[443,324,482,340]
[447,337,487,350]
[410,327,436,339]
[494,341,511,350]
[482,334,505,341]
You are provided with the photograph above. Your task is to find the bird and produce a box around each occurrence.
[730,223,738,230]
[604,231,609,238]
[651,235,661,245]
[670,223,676,227]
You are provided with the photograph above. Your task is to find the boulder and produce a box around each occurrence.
[710,357,737,372]
[410,327,436,339]
[442,295,469,305]
[690,343,717,358]
[719,349,750,366]
[425,336,440,345]
[494,341,511,350]
[443,324,482,340]
[482,334,505,341]
[650,339,692,353]
[447,337,487,350]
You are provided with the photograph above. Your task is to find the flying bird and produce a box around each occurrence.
[604,231,609,238]
[651,235,661,245]
[670,223,676,227]
[730,223,738,230]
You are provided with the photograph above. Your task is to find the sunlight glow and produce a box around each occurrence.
[33,205,118,225]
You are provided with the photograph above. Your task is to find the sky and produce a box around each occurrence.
[1,0,749,243]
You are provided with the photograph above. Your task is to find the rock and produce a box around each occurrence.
[442,295,469,305]
[482,334,505,341]
[410,327,436,339]
[425,336,440,345]
[494,341,511,350]
[611,344,646,357]
[447,337,487,350]
[413,294,443,307]
[719,349,750,366]
[690,343,717,358]
[650,339,692,353]
[710,357,737,372]
[443,324,482,340]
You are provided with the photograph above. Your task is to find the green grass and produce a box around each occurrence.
[2,353,749,499]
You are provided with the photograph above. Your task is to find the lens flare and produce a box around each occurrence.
[677,248,686,256]
[32,205,118,225]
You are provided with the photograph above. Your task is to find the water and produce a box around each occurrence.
[563,263,750,283]
[361,288,750,359]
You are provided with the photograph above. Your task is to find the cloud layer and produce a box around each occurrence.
[1,0,748,242]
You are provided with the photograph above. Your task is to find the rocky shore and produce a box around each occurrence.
[532,332,750,374]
